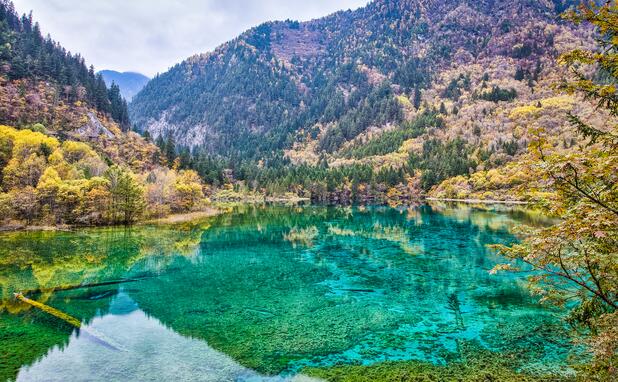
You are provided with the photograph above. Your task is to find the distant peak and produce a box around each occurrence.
[99,70,150,101]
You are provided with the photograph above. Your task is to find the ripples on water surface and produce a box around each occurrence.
[0,204,579,381]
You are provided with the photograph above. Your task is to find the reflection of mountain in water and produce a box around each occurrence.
[0,205,577,381]
[16,293,318,382]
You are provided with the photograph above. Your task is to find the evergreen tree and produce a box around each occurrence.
[439,102,447,115]
[0,1,131,127]
[165,134,176,166]
[108,82,130,130]
[413,88,422,110]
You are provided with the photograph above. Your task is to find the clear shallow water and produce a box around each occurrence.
[0,204,577,381]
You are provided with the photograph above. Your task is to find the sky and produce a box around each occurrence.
[14,0,369,78]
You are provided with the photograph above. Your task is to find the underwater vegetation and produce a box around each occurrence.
[302,341,576,381]
[0,204,584,381]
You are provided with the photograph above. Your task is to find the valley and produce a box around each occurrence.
[0,0,615,381]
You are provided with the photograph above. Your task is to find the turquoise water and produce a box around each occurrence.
[0,204,577,381]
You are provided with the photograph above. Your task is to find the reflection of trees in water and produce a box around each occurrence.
[130,205,568,374]
[0,204,571,380]
[0,223,208,306]
[0,204,547,309]
[0,223,208,382]
[428,202,554,231]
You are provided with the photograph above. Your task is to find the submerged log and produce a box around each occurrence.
[13,292,126,351]
[18,275,153,296]
[341,288,376,293]
[14,292,82,328]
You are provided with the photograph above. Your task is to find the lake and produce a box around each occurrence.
[0,204,579,381]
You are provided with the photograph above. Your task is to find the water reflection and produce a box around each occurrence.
[15,293,320,382]
[0,204,575,381]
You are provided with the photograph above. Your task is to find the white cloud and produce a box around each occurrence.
[13,0,368,77]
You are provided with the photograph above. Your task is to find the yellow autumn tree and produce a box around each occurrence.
[173,169,204,212]
[493,3,617,379]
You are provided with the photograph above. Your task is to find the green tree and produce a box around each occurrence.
[409,137,474,191]
[165,134,176,166]
[105,165,144,224]
[108,82,130,131]
[413,87,422,110]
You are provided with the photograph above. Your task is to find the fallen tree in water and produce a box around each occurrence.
[14,292,125,352]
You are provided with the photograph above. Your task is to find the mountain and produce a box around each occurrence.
[0,1,211,229]
[130,0,579,151]
[0,0,157,174]
[99,70,150,101]
[0,1,131,131]
[130,0,590,200]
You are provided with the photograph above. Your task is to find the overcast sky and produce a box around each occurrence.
[13,0,368,77]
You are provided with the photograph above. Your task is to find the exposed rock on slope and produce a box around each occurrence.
[130,0,585,161]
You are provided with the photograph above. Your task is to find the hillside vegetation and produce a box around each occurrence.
[0,124,208,227]
[0,1,130,130]
[130,0,594,203]
[0,1,209,228]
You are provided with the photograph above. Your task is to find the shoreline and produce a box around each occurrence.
[0,208,223,233]
[0,199,531,232]
[425,197,529,205]
[211,196,311,203]
[143,208,221,225]
[264,196,311,203]
[0,224,74,233]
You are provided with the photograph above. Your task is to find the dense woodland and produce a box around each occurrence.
[0,0,129,130]
[0,124,206,226]
[0,0,207,227]
[152,109,470,204]
[131,0,591,204]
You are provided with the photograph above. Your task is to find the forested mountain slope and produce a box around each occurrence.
[130,0,586,174]
[0,0,150,170]
[0,0,208,227]
[0,1,130,131]
[129,0,598,202]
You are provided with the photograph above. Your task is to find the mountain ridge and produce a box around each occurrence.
[129,0,591,199]
[130,0,577,147]
[99,70,150,101]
